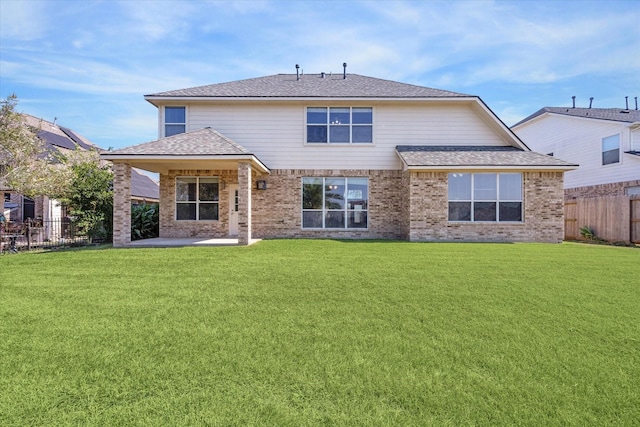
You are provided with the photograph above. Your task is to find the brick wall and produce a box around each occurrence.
[112,162,131,247]
[251,169,406,240]
[159,169,238,238]
[157,168,565,243]
[565,179,640,199]
[407,171,565,243]
[237,162,252,245]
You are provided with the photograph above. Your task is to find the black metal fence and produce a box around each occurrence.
[0,218,92,253]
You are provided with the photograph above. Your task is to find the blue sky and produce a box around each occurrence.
[1,0,638,150]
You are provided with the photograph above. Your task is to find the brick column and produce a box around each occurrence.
[112,162,131,247]
[237,161,252,245]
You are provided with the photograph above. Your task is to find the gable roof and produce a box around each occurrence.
[22,114,96,151]
[396,146,577,171]
[101,127,270,174]
[105,127,250,156]
[145,73,471,100]
[513,107,640,127]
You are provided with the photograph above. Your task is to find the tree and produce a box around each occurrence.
[1,95,113,241]
[0,94,67,197]
[58,150,113,242]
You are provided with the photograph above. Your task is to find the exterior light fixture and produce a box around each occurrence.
[256,180,267,190]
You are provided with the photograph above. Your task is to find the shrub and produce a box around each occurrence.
[131,203,159,240]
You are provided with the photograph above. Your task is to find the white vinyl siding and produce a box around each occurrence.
[184,101,512,170]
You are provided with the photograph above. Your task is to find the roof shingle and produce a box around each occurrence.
[513,107,640,127]
[396,145,577,168]
[105,127,250,156]
[146,73,471,99]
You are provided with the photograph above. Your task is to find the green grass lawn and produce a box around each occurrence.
[1,240,638,426]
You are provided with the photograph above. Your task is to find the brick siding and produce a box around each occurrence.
[112,162,131,247]
[155,168,565,243]
[159,169,237,238]
[407,171,565,243]
[565,179,640,199]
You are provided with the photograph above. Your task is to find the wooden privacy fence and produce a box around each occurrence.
[564,195,640,243]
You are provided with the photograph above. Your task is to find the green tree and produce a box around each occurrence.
[58,151,113,242]
[0,94,67,197]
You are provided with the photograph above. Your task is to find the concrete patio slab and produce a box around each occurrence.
[126,237,262,247]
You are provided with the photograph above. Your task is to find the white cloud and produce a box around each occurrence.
[0,0,49,41]
[1,0,638,149]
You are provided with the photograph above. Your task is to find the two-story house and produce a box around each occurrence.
[512,105,640,243]
[102,68,576,246]
[512,106,640,198]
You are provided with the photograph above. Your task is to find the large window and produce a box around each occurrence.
[176,177,219,220]
[165,106,186,137]
[306,107,373,143]
[602,134,620,165]
[448,173,522,222]
[302,177,368,229]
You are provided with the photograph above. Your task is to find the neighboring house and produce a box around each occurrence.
[512,105,640,243]
[512,106,640,198]
[2,114,96,224]
[1,115,159,222]
[130,168,160,205]
[102,68,576,247]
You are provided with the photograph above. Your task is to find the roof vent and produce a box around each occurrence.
[636,96,638,111]
[625,96,629,110]
[572,96,576,108]
[320,72,325,78]
[589,97,594,109]
[343,62,347,79]
[296,64,300,81]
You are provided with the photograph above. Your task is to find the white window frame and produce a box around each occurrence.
[175,176,219,221]
[602,134,620,166]
[164,106,186,137]
[301,177,369,229]
[305,107,373,144]
[448,173,523,222]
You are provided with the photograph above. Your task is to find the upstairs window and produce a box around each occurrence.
[448,173,522,222]
[602,134,620,165]
[165,106,186,137]
[307,107,372,143]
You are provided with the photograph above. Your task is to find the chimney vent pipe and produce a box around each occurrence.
[589,97,593,108]
[296,64,300,81]
[343,62,347,79]
[625,96,629,110]
[572,96,576,108]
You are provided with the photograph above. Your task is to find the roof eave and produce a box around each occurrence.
[145,95,478,106]
[403,164,578,172]
[471,98,530,151]
[101,153,271,174]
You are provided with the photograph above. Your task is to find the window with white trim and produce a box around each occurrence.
[165,106,186,137]
[448,173,522,222]
[302,177,368,228]
[306,107,372,143]
[602,134,620,165]
[175,177,219,220]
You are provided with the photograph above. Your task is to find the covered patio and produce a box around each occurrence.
[101,128,270,247]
